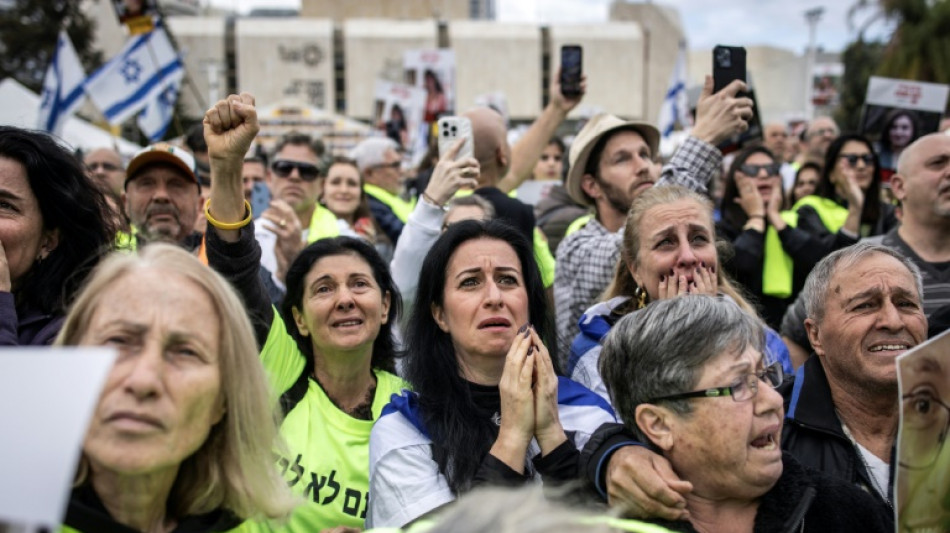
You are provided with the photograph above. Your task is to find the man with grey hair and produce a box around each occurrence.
[351,136,411,243]
[780,132,950,359]
[582,242,926,518]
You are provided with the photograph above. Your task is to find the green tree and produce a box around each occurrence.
[849,0,950,85]
[0,0,101,93]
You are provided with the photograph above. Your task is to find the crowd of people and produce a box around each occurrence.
[1,63,949,533]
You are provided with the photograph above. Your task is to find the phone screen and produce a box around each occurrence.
[560,45,583,97]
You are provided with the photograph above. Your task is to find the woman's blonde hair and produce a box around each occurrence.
[603,185,757,317]
[56,243,295,521]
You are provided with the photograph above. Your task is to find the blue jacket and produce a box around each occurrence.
[568,296,793,405]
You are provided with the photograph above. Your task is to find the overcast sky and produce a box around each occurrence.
[207,0,894,54]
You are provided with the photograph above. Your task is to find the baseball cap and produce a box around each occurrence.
[566,114,660,207]
[125,143,200,190]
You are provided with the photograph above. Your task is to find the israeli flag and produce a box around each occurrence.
[658,42,690,138]
[84,23,184,126]
[137,68,183,142]
[37,31,87,135]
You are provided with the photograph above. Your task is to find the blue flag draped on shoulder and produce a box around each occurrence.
[84,23,184,127]
[657,42,690,139]
[37,31,87,135]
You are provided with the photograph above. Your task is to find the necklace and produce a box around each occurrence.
[839,418,894,509]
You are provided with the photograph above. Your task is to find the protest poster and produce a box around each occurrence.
[113,0,158,35]
[896,329,950,533]
[860,76,950,175]
[373,80,427,165]
[403,49,456,124]
[810,62,843,110]
[0,348,116,530]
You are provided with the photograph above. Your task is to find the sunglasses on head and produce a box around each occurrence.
[739,162,781,177]
[271,160,321,181]
[838,153,875,167]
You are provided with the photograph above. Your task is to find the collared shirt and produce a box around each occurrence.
[552,136,721,364]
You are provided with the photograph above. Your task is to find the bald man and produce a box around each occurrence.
[764,122,797,192]
[887,133,950,317]
[465,107,537,243]
[84,147,125,194]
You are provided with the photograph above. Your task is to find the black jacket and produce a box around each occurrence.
[647,452,890,533]
[780,356,894,514]
[582,357,894,520]
[64,484,242,532]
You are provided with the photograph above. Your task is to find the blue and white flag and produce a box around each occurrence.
[37,31,87,135]
[84,23,183,126]
[137,68,183,142]
[657,42,690,138]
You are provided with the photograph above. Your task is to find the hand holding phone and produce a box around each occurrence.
[560,45,583,98]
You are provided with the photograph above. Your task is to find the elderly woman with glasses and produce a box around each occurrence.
[598,295,890,533]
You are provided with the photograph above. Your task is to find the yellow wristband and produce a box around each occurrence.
[204,198,252,230]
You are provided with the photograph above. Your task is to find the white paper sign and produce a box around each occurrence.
[0,347,116,527]
[866,76,950,113]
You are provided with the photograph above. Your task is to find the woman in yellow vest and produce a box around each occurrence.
[792,134,897,257]
[718,146,828,331]
[206,182,408,532]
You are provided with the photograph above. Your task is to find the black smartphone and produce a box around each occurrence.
[712,45,746,94]
[560,45,583,98]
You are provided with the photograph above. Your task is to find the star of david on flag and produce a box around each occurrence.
[84,22,184,126]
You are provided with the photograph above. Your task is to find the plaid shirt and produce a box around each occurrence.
[553,136,720,366]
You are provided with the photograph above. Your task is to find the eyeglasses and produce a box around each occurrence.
[87,162,121,172]
[647,361,784,404]
[372,161,401,171]
[271,160,321,182]
[838,153,875,168]
[808,127,838,139]
[899,390,950,469]
[739,162,781,177]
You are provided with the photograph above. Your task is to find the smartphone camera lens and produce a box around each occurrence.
[716,48,731,68]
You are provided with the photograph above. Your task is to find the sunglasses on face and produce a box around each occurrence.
[271,160,321,181]
[739,162,781,177]
[838,153,875,167]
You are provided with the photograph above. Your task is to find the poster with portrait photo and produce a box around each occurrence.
[113,0,158,35]
[403,49,455,125]
[859,77,950,175]
[896,329,950,533]
[372,79,427,164]
[810,62,843,110]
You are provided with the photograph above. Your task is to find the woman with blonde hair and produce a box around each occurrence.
[56,243,295,532]
[567,185,791,403]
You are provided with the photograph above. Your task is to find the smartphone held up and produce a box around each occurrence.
[438,116,474,161]
[560,45,583,98]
